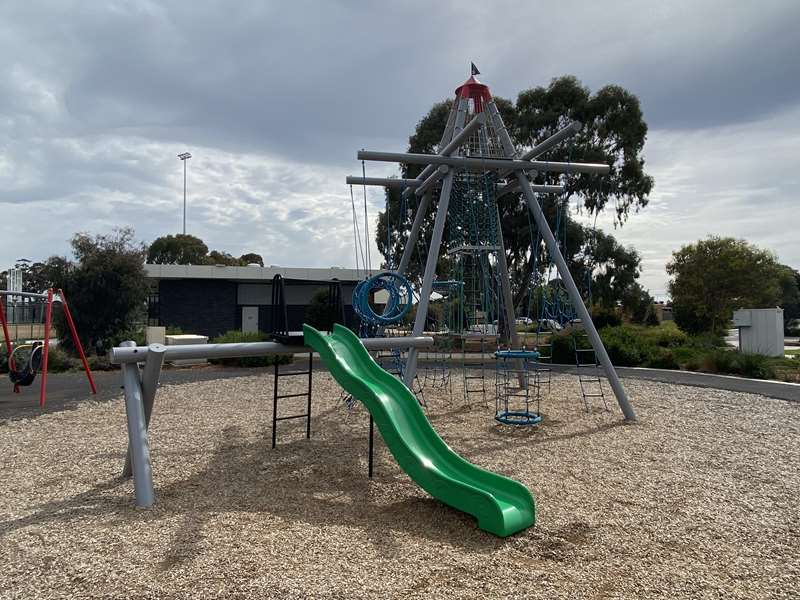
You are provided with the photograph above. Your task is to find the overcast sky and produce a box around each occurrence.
[1,1,798,297]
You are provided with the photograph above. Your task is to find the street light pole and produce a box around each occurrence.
[177,152,192,234]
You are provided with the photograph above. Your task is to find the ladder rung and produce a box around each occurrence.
[582,393,605,398]
[277,370,311,377]
[275,392,308,400]
[275,413,310,421]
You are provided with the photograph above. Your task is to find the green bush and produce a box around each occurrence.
[599,326,651,367]
[643,323,688,348]
[700,348,737,374]
[644,347,680,370]
[208,330,293,368]
[591,306,622,329]
[732,353,776,380]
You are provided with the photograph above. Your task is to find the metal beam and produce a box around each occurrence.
[109,336,435,365]
[495,180,565,197]
[0,290,49,299]
[400,111,486,200]
[415,165,448,196]
[403,169,456,386]
[485,101,637,421]
[521,121,582,161]
[120,341,155,507]
[396,98,469,277]
[358,150,610,175]
[345,176,422,188]
[123,343,166,478]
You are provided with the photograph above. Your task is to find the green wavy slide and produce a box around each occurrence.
[304,323,536,537]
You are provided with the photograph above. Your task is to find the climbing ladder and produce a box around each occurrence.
[571,325,609,412]
[271,352,313,448]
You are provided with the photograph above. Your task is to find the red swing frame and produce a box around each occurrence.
[0,288,96,407]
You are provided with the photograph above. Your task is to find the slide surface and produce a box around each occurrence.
[304,323,536,537]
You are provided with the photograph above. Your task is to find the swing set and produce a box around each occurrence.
[0,289,96,407]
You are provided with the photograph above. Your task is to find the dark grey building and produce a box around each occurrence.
[145,264,362,338]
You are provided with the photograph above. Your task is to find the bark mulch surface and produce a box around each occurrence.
[1,372,798,599]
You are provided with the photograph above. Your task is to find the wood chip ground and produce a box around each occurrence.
[1,371,798,599]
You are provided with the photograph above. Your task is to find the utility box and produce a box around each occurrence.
[146,326,166,345]
[733,308,784,357]
[165,334,209,366]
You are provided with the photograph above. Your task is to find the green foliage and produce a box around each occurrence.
[591,305,622,329]
[239,253,264,267]
[698,349,776,380]
[146,234,265,268]
[777,265,800,333]
[667,237,783,334]
[208,330,292,367]
[56,228,148,355]
[599,326,650,366]
[304,288,341,331]
[147,234,209,265]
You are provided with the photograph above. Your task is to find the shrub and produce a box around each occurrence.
[208,330,293,368]
[599,326,650,367]
[591,306,622,329]
[733,353,776,380]
[644,322,688,348]
[644,347,679,370]
[700,348,737,374]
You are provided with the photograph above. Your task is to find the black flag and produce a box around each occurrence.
[471,62,480,76]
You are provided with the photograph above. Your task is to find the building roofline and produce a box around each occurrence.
[144,264,365,283]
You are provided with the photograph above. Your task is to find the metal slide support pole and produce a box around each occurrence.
[120,341,156,506]
[486,102,637,421]
[306,351,312,439]
[368,414,374,478]
[404,171,456,386]
[123,343,166,478]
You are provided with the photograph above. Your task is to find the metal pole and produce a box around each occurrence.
[306,351,312,439]
[396,100,470,277]
[120,341,155,506]
[493,201,520,349]
[485,102,637,421]
[109,336,435,364]
[183,158,187,235]
[368,414,374,478]
[404,170,456,386]
[123,343,166,477]
[357,151,610,175]
[58,288,97,396]
[39,289,53,407]
[397,190,432,277]
[272,359,279,449]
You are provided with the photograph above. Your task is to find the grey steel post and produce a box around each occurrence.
[120,341,156,506]
[404,170,456,386]
[485,101,636,421]
[396,98,469,279]
[493,200,520,349]
[397,189,432,277]
[122,343,166,478]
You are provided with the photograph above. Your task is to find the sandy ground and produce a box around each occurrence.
[1,369,798,599]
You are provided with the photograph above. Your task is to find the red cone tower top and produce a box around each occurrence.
[454,75,492,114]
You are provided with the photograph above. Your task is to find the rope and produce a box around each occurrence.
[350,185,365,278]
[361,160,371,273]
[352,271,413,326]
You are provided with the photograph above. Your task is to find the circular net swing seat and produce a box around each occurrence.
[7,342,44,387]
[494,349,543,426]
